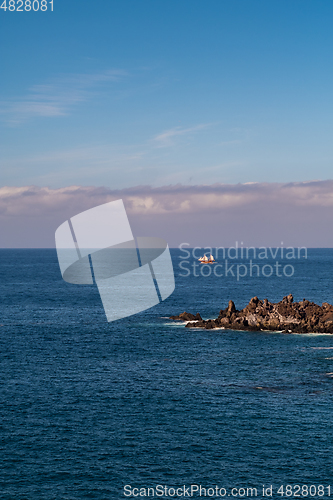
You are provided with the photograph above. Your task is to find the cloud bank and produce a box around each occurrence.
[1,181,333,248]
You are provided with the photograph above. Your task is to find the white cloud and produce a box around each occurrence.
[0,69,127,125]
[153,124,211,147]
[0,122,221,187]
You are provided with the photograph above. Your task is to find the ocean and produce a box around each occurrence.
[1,248,333,499]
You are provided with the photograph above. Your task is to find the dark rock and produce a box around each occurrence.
[169,311,202,322]
[170,296,333,334]
[227,300,236,314]
[282,294,294,304]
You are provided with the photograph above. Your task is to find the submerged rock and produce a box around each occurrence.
[170,296,333,333]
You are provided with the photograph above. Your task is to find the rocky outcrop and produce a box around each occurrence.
[169,311,202,322]
[170,295,333,333]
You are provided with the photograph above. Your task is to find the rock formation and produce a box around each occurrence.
[170,295,333,333]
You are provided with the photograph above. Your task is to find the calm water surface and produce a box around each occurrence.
[1,249,333,499]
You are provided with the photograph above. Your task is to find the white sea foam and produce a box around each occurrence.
[311,346,333,349]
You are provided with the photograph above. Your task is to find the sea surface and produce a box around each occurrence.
[1,249,333,499]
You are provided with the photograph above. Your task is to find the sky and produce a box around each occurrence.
[1,0,333,246]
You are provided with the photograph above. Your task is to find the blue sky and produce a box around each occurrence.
[1,0,333,188]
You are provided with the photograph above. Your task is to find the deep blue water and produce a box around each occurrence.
[1,249,333,499]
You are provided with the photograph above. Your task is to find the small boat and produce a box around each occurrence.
[198,254,216,263]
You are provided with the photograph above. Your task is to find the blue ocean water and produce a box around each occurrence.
[1,249,333,499]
